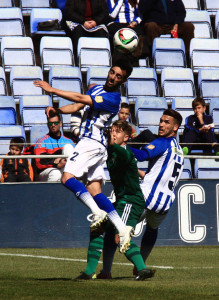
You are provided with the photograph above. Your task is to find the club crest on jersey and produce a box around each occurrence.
[147,144,155,150]
[95,96,103,103]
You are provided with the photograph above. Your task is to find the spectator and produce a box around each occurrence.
[118,102,137,137]
[0,137,33,182]
[107,0,149,62]
[182,97,219,156]
[138,0,194,60]
[64,0,109,56]
[34,113,75,182]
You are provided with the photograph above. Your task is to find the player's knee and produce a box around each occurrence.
[48,169,62,182]
[62,144,74,157]
[61,172,74,185]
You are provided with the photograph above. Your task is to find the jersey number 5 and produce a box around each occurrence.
[168,162,182,191]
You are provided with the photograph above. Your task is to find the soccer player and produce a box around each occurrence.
[33,59,134,252]
[76,120,155,281]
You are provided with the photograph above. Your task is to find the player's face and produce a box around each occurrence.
[48,116,62,135]
[10,145,22,155]
[158,115,178,138]
[118,108,130,121]
[104,66,127,91]
[111,126,129,146]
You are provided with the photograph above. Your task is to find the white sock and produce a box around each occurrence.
[107,210,126,232]
[79,192,101,214]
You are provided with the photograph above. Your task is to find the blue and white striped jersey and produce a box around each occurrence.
[107,0,141,24]
[131,137,184,213]
[80,85,121,147]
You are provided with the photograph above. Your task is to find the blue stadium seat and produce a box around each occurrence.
[77,37,111,72]
[198,69,219,102]
[181,158,193,179]
[0,125,26,154]
[58,98,73,132]
[30,8,65,36]
[0,67,7,96]
[135,96,168,130]
[204,0,219,16]
[19,0,51,16]
[0,0,15,7]
[0,7,25,40]
[1,36,35,72]
[152,37,186,73]
[10,66,43,103]
[161,68,196,103]
[86,66,110,87]
[30,125,49,144]
[194,158,219,178]
[215,11,219,38]
[40,36,74,72]
[0,96,17,125]
[190,38,219,73]
[209,98,219,133]
[49,66,82,103]
[182,0,200,10]
[19,95,52,131]
[124,67,158,103]
[172,98,194,133]
[185,10,213,38]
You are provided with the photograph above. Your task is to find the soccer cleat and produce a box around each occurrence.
[97,270,112,279]
[135,269,156,281]
[90,210,108,229]
[74,272,96,281]
[119,226,134,253]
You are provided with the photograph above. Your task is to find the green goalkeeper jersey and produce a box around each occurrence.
[107,143,145,206]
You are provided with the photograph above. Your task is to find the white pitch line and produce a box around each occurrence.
[0,252,173,269]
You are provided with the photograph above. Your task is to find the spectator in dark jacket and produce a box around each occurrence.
[138,0,194,56]
[182,98,219,155]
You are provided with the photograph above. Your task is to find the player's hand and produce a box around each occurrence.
[128,21,137,28]
[57,158,66,169]
[45,106,56,118]
[34,80,53,93]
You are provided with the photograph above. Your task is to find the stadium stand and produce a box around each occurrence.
[0,125,26,154]
[215,11,219,38]
[30,125,51,144]
[19,0,51,16]
[181,158,193,179]
[198,69,219,101]
[0,0,15,8]
[204,0,219,16]
[0,7,25,40]
[0,67,7,96]
[58,98,73,132]
[184,10,213,38]
[182,0,201,10]
[194,158,219,178]
[86,66,110,87]
[0,96,17,125]
[209,97,219,133]
[171,98,194,133]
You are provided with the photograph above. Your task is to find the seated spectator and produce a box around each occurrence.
[118,102,137,138]
[182,98,219,156]
[64,0,109,56]
[0,137,33,182]
[107,0,149,62]
[34,113,75,182]
[138,0,194,61]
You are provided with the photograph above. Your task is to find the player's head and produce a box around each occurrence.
[118,102,130,121]
[192,97,206,116]
[9,137,24,155]
[104,58,133,91]
[159,109,183,138]
[47,113,62,136]
[111,120,132,145]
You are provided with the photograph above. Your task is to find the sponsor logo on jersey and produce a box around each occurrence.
[147,144,155,150]
[95,96,103,103]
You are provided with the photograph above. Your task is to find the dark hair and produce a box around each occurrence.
[112,120,132,137]
[163,108,183,127]
[120,102,130,110]
[47,111,61,121]
[192,97,206,110]
[10,137,25,150]
[112,58,133,79]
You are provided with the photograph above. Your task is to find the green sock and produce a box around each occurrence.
[216,152,219,156]
[84,231,104,275]
[183,147,189,155]
[124,240,146,271]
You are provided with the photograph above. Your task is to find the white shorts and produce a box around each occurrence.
[64,138,107,183]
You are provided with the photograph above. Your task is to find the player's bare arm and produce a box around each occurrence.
[45,103,85,118]
[34,80,93,106]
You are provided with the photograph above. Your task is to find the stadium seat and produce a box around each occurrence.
[204,0,219,16]
[181,0,200,10]
[49,66,82,103]
[0,0,15,7]
[54,0,66,12]
[215,11,219,38]
[171,98,194,133]
[209,98,219,133]
[10,66,43,103]
[30,8,65,36]
[0,67,7,96]
[19,0,51,16]
[152,37,186,73]
[58,98,73,132]
[86,66,110,87]
[184,10,213,38]
[19,95,52,131]
[135,96,168,130]
[0,125,26,154]
[161,68,196,103]
[124,67,158,103]
[1,36,35,72]
[190,38,219,73]
[40,36,74,72]
[198,69,219,102]
[0,96,17,125]
[30,125,49,144]
[77,37,111,72]
[0,7,25,40]
[194,158,219,178]
[137,160,148,173]
[181,158,193,179]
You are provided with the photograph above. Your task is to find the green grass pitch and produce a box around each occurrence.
[0,246,218,299]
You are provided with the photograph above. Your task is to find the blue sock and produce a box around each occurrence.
[64,177,87,196]
[93,193,115,213]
